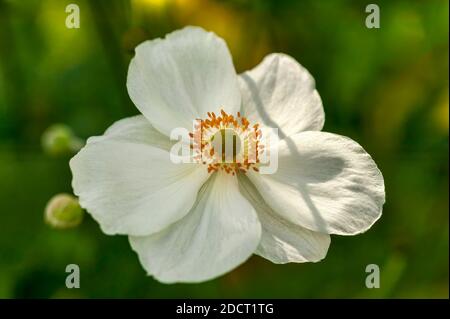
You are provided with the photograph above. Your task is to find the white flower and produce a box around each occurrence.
[70,26,385,284]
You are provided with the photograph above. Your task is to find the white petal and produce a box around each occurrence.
[239,53,325,137]
[127,26,241,137]
[70,115,209,236]
[248,131,385,235]
[90,115,173,151]
[129,172,261,283]
[238,174,330,263]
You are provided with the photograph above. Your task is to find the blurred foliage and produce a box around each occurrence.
[0,0,448,298]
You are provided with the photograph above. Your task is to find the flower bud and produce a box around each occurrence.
[45,194,84,229]
[41,124,83,156]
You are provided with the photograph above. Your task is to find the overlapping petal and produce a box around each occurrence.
[248,131,385,235]
[239,53,325,138]
[238,174,330,263]
[127,26,241,137]
[129,172,261,283]
[70,115,209,236]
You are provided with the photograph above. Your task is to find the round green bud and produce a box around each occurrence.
[41,124,83,156]
[45,193,84,229]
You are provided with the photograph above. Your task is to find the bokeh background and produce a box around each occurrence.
[0,0,448,298]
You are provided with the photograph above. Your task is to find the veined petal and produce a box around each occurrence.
[248,131,385,235]
[129,172,261,283]
[70,115,209,236]
[127,26,241,137]
[238,174,330,263]
[239,53,324,137]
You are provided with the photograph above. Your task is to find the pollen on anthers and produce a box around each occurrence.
[189,109,264,175]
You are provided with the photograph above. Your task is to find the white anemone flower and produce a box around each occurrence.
[70,26,385,284]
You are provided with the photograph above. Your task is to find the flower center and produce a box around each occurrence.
[190,109,263,175]
[210,128,241,162]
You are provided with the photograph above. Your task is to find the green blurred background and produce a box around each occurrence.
[0,0,448,298]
